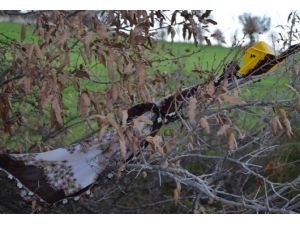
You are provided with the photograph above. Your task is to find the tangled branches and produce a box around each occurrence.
[0,11,300,213]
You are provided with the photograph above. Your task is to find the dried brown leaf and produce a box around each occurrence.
[188,97,197,124]
[57,73,67,90]
[126,130,140,155]
[57,32,70,46]
[27,44,35,61]
[123,62,136,75]
[39,80,53,107]
[0,96,11,133]
[283,118,293,138]
[121,110,128,128]
[222,78,228,92]
[199,117,210,134]
[119,136,127,160]
[173,189,179,205]
[70,78,80,92]
[206,19,218,25]
[227,131,237,151]
[111,82,119,102]
[171,12,177,25]
[234,125,245,139]
[136,62,146,88]
[34,45,43,59]
[117,163,126,178]
[84,32,94,47]
[107,113,127,160]
[271,116,282,135]
[145,135,164,153]
[192,64,202,73]
[98,123,108,140]
[75,69,90,79]
[22,76,33,93]
[279,109,287,119]
[98,53,106,66]
[217,124,230,136]
[51,98,63,127]
[206,81,215,97]
[152,135,164,153]
[200,10,212,20]
[107,50,114,80]
[168,26,176,42]
[78,92,91,117]
[183,24,187,40]
[59,52,70,69]
[173,182,181,205]
[97,23,107,39]
[204,36,211,46]
[105,93,113,111]
[220,94,246,105]
[139,86,152,102]
[296,95,300,113]
[133,116,153,133]
[20,24,26,42]
[134,36,146,45]
[31,200,37,211]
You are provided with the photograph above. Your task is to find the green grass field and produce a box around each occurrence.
[0,22,298,150]
[0,22,288,87]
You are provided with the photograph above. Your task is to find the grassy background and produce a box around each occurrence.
[0,22,298,150]
[0,22,290,91]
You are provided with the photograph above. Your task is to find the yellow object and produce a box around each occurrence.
[239,41,277,75]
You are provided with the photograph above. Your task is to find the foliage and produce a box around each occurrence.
[277,11,300,49]
[211,29,226,45]
[0,10,300,214]
[239,13,271,45]
[0,10,217,150]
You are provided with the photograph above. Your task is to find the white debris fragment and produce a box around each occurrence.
[62,199,68,204]
[157,117,162,123]
[73,196,80,201]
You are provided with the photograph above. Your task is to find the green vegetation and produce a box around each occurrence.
[0,22,235,74]
[0,22,35,42]
[0,22,289,86]
[0,22,297,149]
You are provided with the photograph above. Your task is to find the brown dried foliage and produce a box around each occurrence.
[0,11,214,148]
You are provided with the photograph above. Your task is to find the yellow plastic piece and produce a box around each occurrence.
[239,41,277,75]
